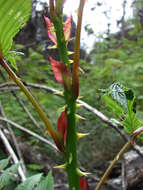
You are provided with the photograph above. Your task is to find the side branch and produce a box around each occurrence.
[95,141,131,190]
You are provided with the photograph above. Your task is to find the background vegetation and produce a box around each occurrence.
[1,0,143,189]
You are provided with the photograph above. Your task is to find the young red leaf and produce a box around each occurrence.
[57,109,68,144]
[44,16,57,45]
[44,15,72,46]
[80,177,90,190]
[49,56,70,85]
[64,15,72,45]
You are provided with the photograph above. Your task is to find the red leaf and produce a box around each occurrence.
[44,16,57,45]
[49,56,70,84]
[44,15,72,46]
[64,15,72,45]
[80,178,90,190]
[57,109,68,144]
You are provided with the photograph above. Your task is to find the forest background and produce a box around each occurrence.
[0,0,143,189]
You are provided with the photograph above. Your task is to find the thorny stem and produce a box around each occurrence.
[95,141,131,190]
[0,58,64,152]
[65,99,80,190]
[50,2,80,189]
[52,16,69,65]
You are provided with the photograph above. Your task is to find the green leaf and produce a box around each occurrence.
[6,51,25,70]
[15,173,42,190]
[0,157,10,170]
[36,171,54,190]
[105,58,123,66]
[0,0,32,57]
[7,56,18,70]
[103,83,142,135]
[0,163,19,189]
[29,48,44,61]
[122,92,142,134]
[102,94,124,117]
[109,83,127,111]
[27,164,42,171]
[122,113,141,134]
[124,89,134,101]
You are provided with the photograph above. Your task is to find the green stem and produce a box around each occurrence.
[52,16,69,65]
[0,58,64,152]
[50,10,80,190]
[66,99,80,190]
[95,141,131,190]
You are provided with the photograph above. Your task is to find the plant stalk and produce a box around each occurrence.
[65,99,80,190]
[50,7,80,190]
[52,16,69,65]
[95,141,131,190]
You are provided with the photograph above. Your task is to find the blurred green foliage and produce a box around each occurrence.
[1,7,143,173]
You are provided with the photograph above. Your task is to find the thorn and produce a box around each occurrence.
[57,105,66,115]
[54,163,67,169]
[47,45,57,49]
[68,51,74,55]
[78,96,84,100]
[76,114,86,121]
[76,103,83,108]
[69,153,73,164]
[69,59,73,64]
[77,132,89,140]
[53,90,64,96]
[77,168,90,177]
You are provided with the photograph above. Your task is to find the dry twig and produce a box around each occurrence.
[0,102,26,173]
[0,117,58,152]
[0,126,26,181]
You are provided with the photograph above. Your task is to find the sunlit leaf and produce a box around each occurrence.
[102,94,124,117]
[0,0,32,57]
